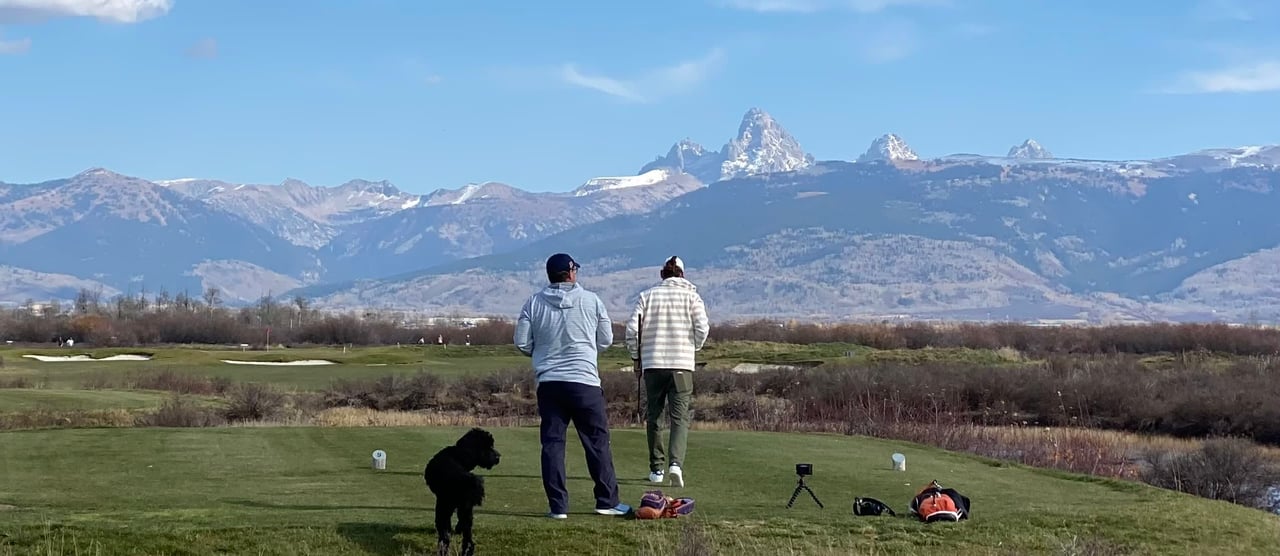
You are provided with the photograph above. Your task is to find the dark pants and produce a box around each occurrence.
[536,380,621,514]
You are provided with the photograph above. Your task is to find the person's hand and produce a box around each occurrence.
[632,359,642,376]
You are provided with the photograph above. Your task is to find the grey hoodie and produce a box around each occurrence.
[514,282,614,387]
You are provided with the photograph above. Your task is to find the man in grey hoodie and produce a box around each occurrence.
[514,253,631,519]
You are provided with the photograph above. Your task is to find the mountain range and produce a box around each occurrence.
[3,107,1280,323]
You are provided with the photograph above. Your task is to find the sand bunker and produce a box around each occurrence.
[22,354,152,362]
[730,363,804,374]
[220,359,337,366]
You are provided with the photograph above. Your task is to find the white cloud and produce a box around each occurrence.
[0,0,172,24]
[561,65,644,102]
[0,33,30,54]
[560,48,726,103]
[1166,61,1280,93]
[185,37,217,59]
[716,0,948,13]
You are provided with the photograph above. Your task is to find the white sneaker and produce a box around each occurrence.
[648,470,665,483]
[668,465,684,487]
[595,503,632,516]
[547,512,567,519]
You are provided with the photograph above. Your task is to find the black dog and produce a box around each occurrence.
[424,428,501,556]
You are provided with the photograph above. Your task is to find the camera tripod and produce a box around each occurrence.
[785,474,824,509]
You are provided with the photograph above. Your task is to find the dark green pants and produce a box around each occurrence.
[644,369,693,472]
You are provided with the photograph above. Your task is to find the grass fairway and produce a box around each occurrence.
[0,345,534,390]
[1,428,1277,555]
[0,389,174,411]
[0,342,1027,393]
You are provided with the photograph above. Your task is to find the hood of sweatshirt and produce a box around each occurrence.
[537,282,584,309]
[661,277,697,291]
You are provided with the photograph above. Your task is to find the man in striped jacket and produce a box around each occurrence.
[625,256,710,487]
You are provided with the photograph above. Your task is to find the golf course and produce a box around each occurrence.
[1,340,1279,554]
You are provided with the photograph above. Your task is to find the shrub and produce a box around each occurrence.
[223,383,287,422]
[129,370,228,396]
[1140,437,1280,511]
[80,372,116,390]
[0,376,33,389]
[141,396,225,427]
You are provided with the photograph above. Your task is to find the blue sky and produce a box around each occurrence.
[1,0,1278,193]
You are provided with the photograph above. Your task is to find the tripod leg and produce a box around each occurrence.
[803,485,824,509]
[786,484,804,508]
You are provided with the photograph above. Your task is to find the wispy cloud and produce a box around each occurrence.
[559,48,726,103]
[185,38,217,60]
[0,0,173,24]
[954,22,995,37]
[715,0,948,13]
[0,32,30,54]
[852,18,918,63]
[401,59,444,87]
[1192,0,1261,22]
[1165,61,1280,93]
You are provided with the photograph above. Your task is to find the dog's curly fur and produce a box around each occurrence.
[424,428,501,556]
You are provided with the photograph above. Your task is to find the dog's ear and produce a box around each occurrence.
[457,427,494,449]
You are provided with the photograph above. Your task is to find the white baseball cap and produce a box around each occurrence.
[666,256,684,271]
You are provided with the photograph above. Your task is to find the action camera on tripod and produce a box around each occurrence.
[786,463,823,509]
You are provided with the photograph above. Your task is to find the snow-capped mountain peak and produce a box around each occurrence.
[1008,139,1053,159]
[638,108,813,184]
[639,138,714,177]
[857,133,919,163]
[74,167,133,182]
[574,169,672,197]
[719,107,814,180]
[672,138,707,157]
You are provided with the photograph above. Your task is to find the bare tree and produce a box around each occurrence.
[155,287,172,309]
[203,287,222,311]
[293,295,310,325]
[74,288,93,314]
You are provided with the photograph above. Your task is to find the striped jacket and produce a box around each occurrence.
[624,277,710,371]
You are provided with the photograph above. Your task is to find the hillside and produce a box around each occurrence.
[300,155,1280,322]
[4,109,1280,321]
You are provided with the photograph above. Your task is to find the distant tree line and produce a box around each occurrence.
[3,287,1280,355]
[0,287,515,347]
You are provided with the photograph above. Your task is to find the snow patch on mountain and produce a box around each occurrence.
[575,169,671,196]
[450,184,482,205]
[156,178,200,186]
[423,182,523,207]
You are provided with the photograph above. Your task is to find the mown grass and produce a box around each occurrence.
[0,345,532,390]
[0,389,176,411]
[0,342,1034,391]
[0,427,1277,555]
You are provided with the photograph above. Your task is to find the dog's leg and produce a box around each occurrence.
[457,504,476,556]
[434,499,454,556]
